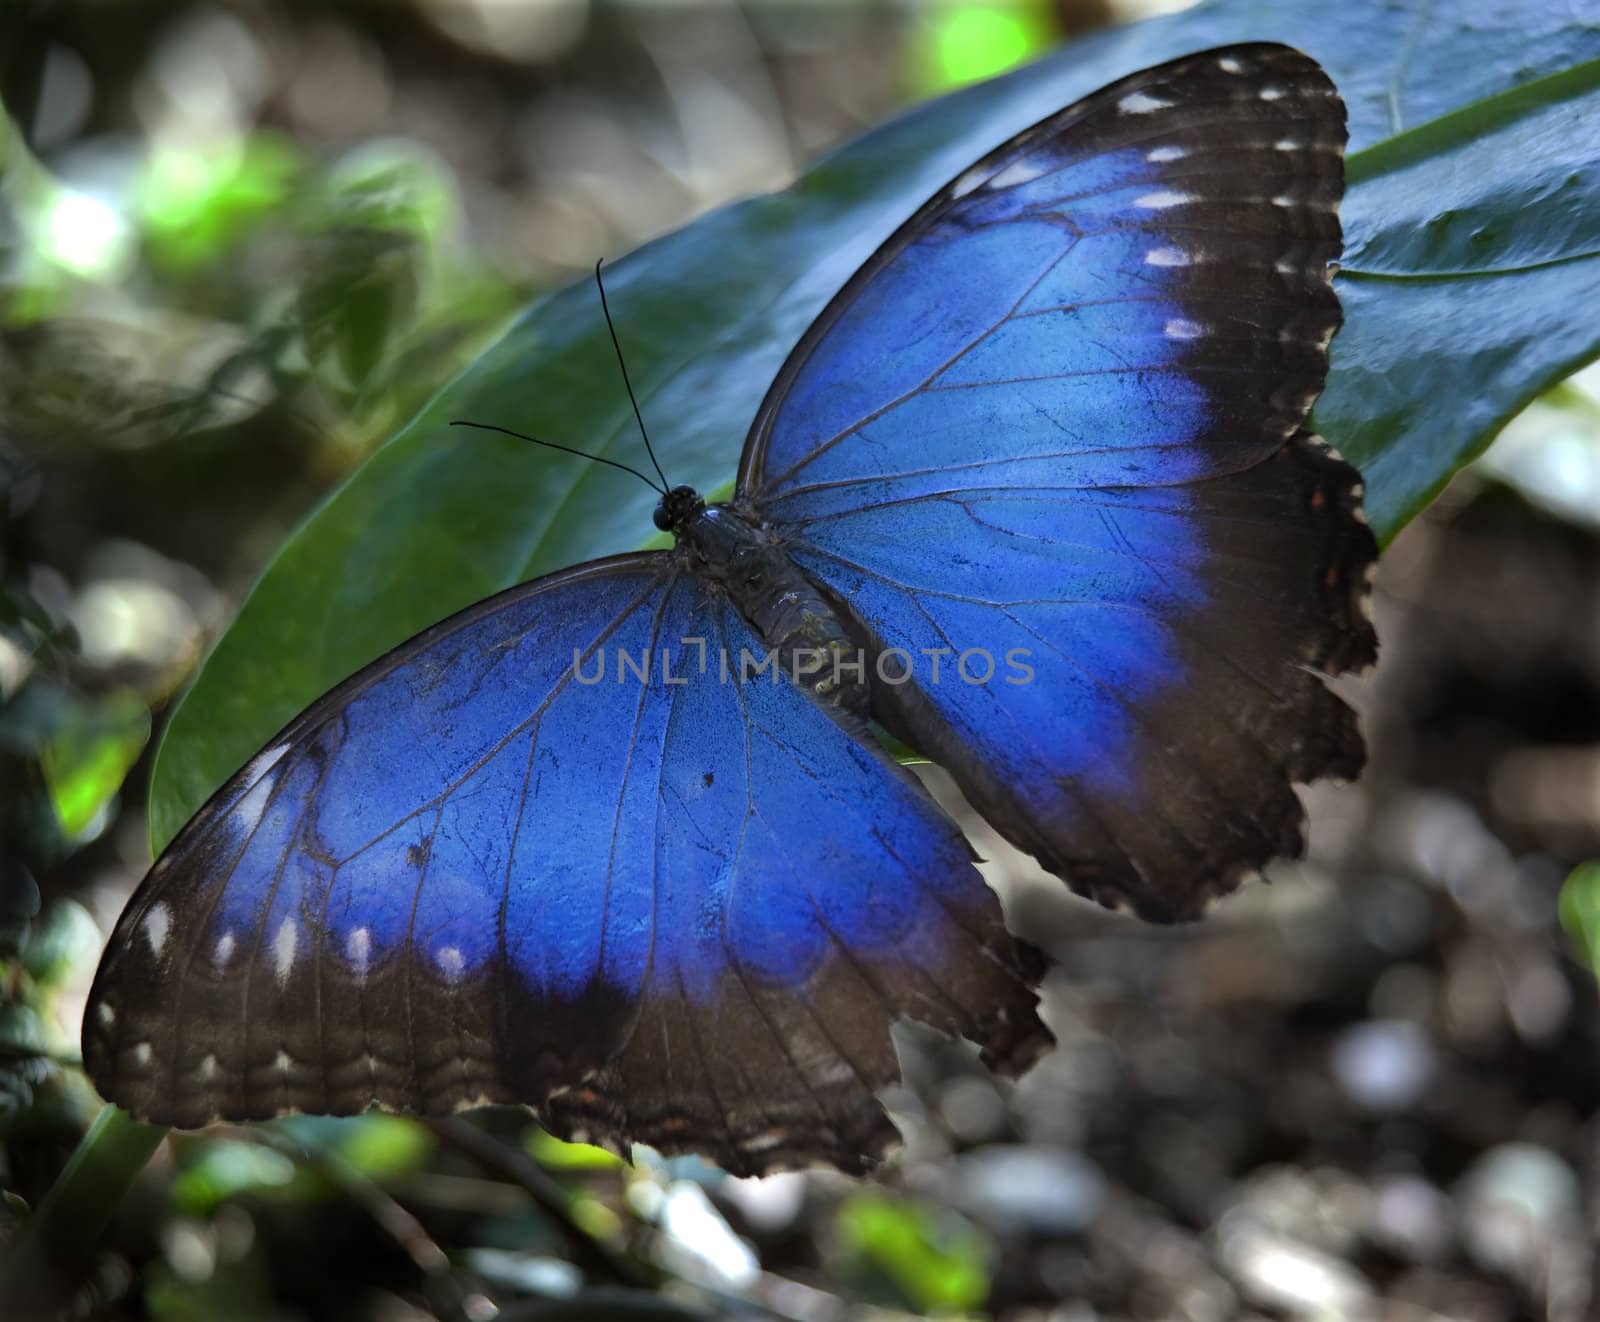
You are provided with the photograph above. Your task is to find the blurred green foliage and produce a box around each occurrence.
[527,1126,626,1173]
[168,1139,296,1214]
[4,111,524,439]
[137,136,303,274]
[38,689,149,839]
[1,87,531,1184]
[836,1191,992,1313]
[0,893,111,1128]
[910,1,1057,94]
[1559,860,1600,976]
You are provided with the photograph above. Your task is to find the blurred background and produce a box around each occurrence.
[3,2,1599,1319]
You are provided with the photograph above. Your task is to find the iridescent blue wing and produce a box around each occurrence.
[84,555,1046,1174]
[739,44,1377,921]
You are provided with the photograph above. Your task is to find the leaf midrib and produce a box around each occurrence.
[1341,248,1600,282]
[1347,54,1600,184]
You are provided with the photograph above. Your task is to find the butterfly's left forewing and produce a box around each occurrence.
[86,556,1047,1173]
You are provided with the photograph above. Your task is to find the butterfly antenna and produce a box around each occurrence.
[595,258,671,493]
[448,420,666,494]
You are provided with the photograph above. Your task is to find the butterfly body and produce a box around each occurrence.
[666,494,873,716]
[86,43,1376,1175]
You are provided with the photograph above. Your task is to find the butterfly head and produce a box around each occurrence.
[653,485,705,532]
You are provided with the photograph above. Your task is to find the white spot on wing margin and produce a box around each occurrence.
[142,903,170,957]
[1119,91,1172,114]
[436,945,466,981]
[1135,190,1192,210]
[246,742,292,783]
[347,927,371,979]
[274,917,298,982]
[988,157,1051,190]
[949,164,988,199]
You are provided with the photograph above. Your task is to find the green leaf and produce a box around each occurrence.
[313,142,457,243]
[40,689,150,841]
[169,1138,297,1213]
[268,1112,434,1181]
[835,1192,991,1314]
[298,230,421,395]
[0,1107,166,1306]
[1320,57,1600,535]
[150,0,1600,845]
[1559,860,1600,975]
[328,1112,434,1180]
[526,1124,627,1171]
[137,134,303,273]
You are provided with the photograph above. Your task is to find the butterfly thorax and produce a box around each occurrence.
[671,499,871,717]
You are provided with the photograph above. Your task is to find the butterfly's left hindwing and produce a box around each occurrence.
[85,556,1047,1174]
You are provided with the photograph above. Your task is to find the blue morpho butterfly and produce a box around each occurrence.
[85,43,1376,1175]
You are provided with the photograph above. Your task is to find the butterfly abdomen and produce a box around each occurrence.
[676,502,871,715]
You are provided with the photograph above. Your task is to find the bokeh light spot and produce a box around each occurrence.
[936,6,1035,86]
[42,189,131,278]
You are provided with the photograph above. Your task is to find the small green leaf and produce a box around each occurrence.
[270,1113,434,1180]
[332,1113,434,1179]
[836,1193,991,1314]
[571,1194,624,1240]
[1559,861,1600,974]
[298,231,421,395]
[314,143,456,243]
[138,135,303,273]
[526,1124,626,1171]
[40,690,150,841]
[170,1139,297,1214]
[0,1107,167,1305]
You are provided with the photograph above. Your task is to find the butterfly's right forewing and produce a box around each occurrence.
[85,556,676,1126]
